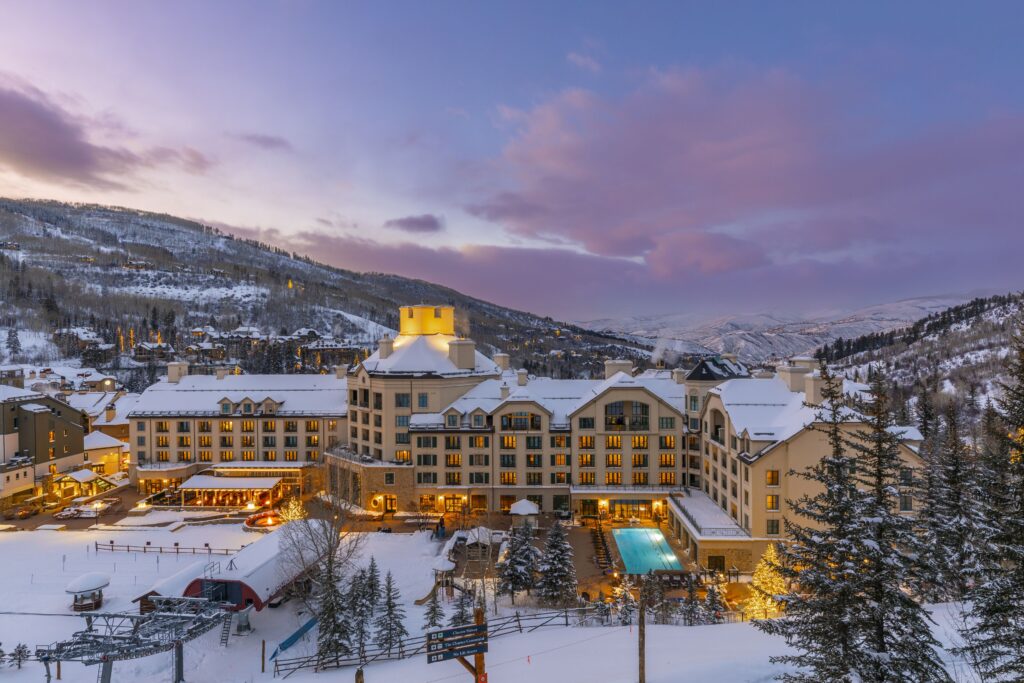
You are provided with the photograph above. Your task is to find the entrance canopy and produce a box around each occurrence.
[179,475,281,491]
[509,499,539,516]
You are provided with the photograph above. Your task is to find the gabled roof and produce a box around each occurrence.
[130,374,347,416]
[84,431,127,451]
[358,334,499,378]
[568,371,686,417]
[686,356,751,382]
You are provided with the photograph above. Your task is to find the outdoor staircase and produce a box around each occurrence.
[219,612,233,647]
[590,522,612,570]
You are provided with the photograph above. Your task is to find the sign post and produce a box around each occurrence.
[426,607,487,682]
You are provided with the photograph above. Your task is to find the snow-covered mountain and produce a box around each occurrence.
[577,295,974,363]
[0,198,650,376]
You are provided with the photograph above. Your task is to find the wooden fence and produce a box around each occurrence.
[94,541,240,556]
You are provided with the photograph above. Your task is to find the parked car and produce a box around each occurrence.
[54,508,81,520]
[1,508,16,521]
[16,505,40,519]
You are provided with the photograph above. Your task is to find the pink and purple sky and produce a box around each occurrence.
[0,1,1021,319]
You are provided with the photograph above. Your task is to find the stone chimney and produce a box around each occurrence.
[448,339,477,370]
[378,336,394,360]
[215,367,228,380]
[104,403,116,423]
[516,369,529,386]
[335,364,348,379]
[493,352,510,371]
[167,361,189,384]
[500,383,510,399]
[671,368,687,384]
[804,372,827,406]
[777,363,810,393]
[604,359,633,379]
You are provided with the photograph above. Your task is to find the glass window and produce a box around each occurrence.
[766,519,780,535]
[766,470,780,486]
[395,393,411,408]
[417,393,429,409]
[766,495,780,511]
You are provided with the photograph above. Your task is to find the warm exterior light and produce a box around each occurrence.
[246,502,256,510]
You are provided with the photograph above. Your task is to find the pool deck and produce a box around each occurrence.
[612,527,683,575]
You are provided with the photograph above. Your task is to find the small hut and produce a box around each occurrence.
[66,572,110,611]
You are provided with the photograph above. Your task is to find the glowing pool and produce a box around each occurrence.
[611,527,682,575]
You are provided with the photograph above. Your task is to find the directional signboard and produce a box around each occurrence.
[426,623,488,663]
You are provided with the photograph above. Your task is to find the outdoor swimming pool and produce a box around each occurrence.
[611,527,682,575]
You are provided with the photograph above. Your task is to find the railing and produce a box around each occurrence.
[95,541,242,556]
[604,418,649,431]
[273,608,598,678]
[668,494,748,538]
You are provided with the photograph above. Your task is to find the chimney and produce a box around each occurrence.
[167,361,189,384]
[500,383,510,399]
[448,339,476,370]
[104,403,116,423]
[335,364,348,379]
[777,363,810,393]
[215,367,228,380]
[671,368,687,384]
[804,372,827,406]
[604,359,633,380]
[753,368,774,379]
[516,368,529,386]
[378,336,394,360]
[493,352,510,371]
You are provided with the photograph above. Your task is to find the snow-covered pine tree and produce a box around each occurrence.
[8,643,29,669]
[497,522,540,603]
[280,496,306,523]
[5,327,20,359]
[537,521,578,607]
[639,571,671,624]
[366,556,381,613]
[677,574,707,626]
[373,571,408,655]
[958,324,1024,680]
[756,364,893,681]
[591,592,611,625]
[746,542,786,619]
[614,575,636,625]
[843,375,949,682]
[703,582,726,623]
[913,398,948,600]
[316,568,351,662]
[423,588,445,630]
[347,569,372,662]
[928,402,993,598]
[916,379,937,441]
[448,588,474,627]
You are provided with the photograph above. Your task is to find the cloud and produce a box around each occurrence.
[383,213,444,233]
[567,52,601,73]
[0,79,212,188]
[230,131,293,151]
[461,65,1024,314]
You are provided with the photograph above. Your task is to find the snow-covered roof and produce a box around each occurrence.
[509,499,539,516]
[62,469,101,484]
[686,356,751,382]
[92,393,140,427]
[19,402,52,413]
[84,431,127,451]
[711,377,811,444]
[0,384,41,403]
[130,374,347,416]
[203,524,310,604]
[358,334,500,378]
[569,371,686,416]
[139,560,207,600]
[178,475,281,490]
[66,572,110,594]
[668,491,748,539]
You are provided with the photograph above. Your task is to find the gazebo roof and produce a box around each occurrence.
[66,572,110,594]
[509,499,539,516]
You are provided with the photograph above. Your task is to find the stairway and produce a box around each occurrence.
[590,522,612,570]
[219,612,233,647]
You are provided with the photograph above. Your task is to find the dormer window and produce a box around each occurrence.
[473,413,484,428]
[446,414,459,428]
[221,403,232,414]
[243,403,252,414]
[434,307,442,318]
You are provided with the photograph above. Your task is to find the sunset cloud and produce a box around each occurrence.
[383,214,445,234]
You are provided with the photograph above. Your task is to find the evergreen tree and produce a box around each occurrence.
[5,326,20,358]
[498,522,540,603]
[448,588,474,627]
[677,574,708,626]
[703,582,726,623]
[373,571,408,655]
[843,375,949,682]
[591,592,612,625]
[7,643,29,669]
[365,556,382,613]
[958,324,1024,679]
[537,521,578,607]
[614,575,636,625]
[639,571,672,624]
[423,589,445,630]
[315,568,351,662]
[923,403,993,599]
[916,379,937,441]
[758,365,949,682]
[347,570,372,661]
[746,543,786,619]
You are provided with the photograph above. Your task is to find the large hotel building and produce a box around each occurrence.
[129,304,923,572]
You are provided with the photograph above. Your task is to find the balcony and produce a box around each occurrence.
[604,417,649,431]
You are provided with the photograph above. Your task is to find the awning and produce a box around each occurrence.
[178,475,282,491]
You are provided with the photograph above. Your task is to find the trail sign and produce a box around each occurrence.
[427,607,488,683]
